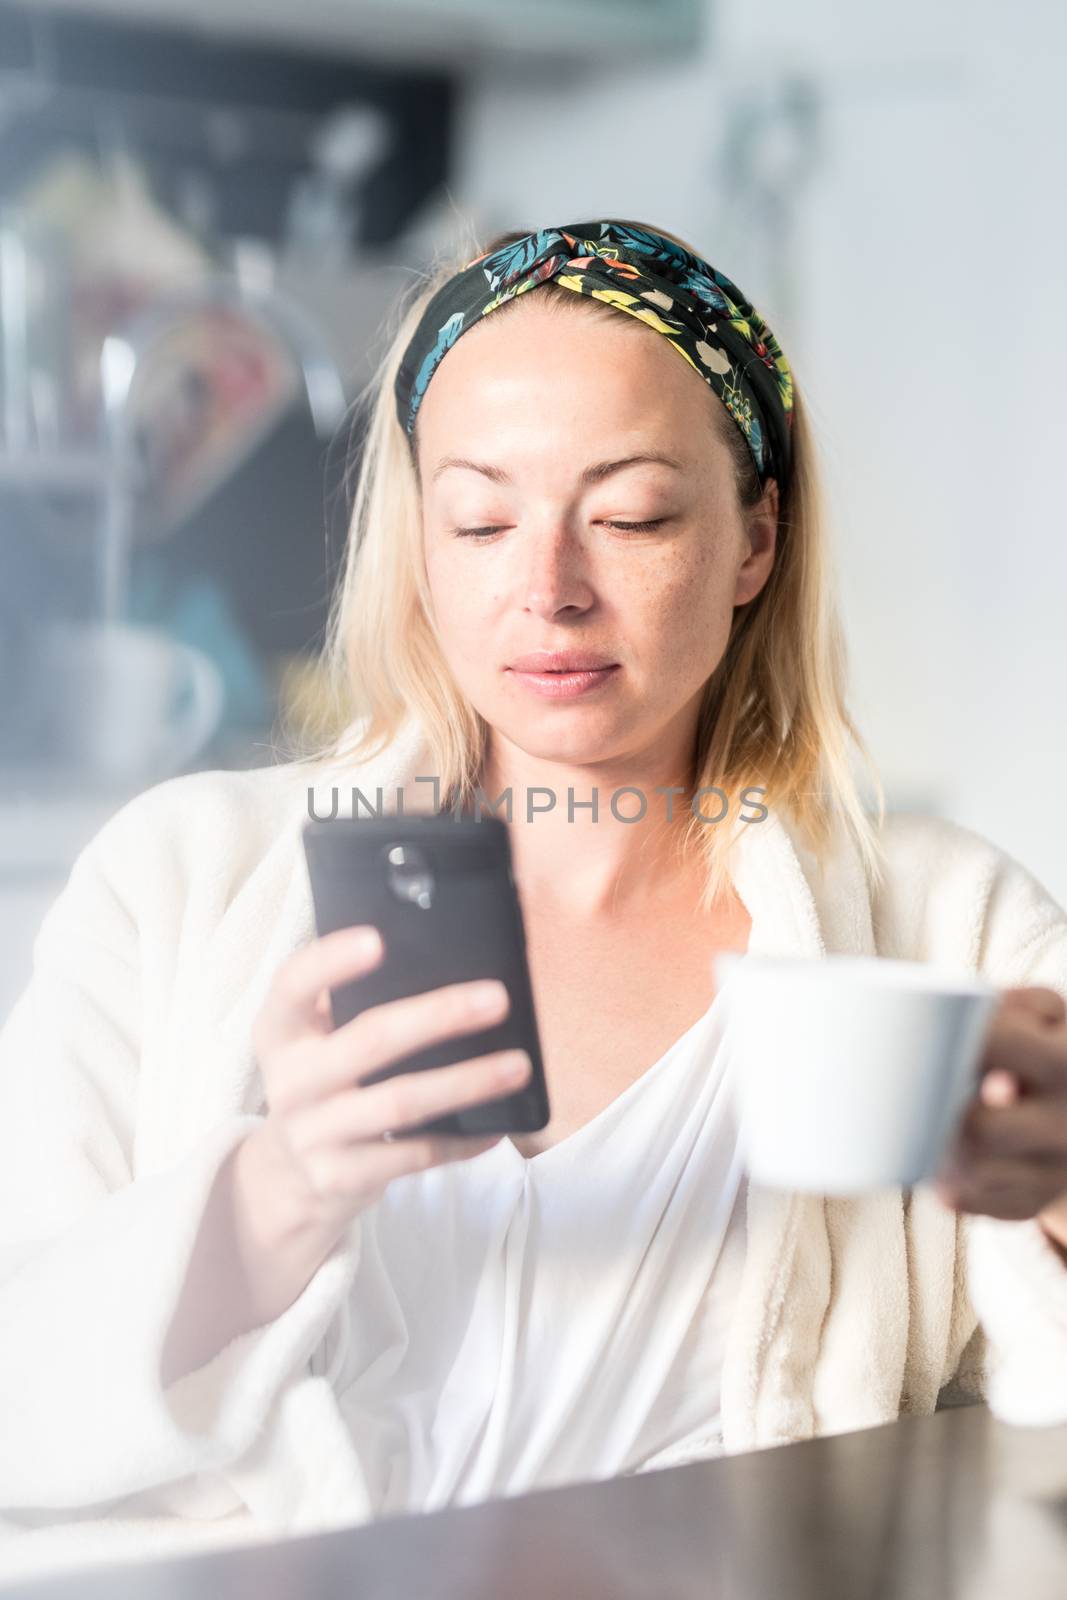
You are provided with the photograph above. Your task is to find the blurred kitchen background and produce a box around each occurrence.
[0,0,1064,1018]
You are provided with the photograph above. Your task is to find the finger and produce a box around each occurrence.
[311,986,334,1036]
[257,927,384,1048]
[955,1097,1067,1164]
[932,1155,1062,1221]
[294,1047,532,1147]
[318,978,512,1093]
[305,1131,506,1209]
[999,986,1067,1028]
[980,1013,1067,1096]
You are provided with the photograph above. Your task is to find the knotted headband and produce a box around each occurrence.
[394,219,795,493]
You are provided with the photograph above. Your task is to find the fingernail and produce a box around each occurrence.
[497,1050,530,1082]
[352,927,382,958]
[982,1070,1017,1106]
[470,981,508,1014]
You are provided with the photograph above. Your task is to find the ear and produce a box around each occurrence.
[735,478,779,607]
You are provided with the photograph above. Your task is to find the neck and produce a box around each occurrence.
[474,724,703,918]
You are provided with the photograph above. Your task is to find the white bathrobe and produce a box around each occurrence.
[3,714,1067,1585]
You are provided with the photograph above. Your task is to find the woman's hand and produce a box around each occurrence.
[933,985,1067,1257]
[247,924,532,1243]
[164,925,532,1383]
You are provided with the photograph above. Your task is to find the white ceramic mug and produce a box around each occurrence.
[38,620,224,784]
[713,952,1000,1193]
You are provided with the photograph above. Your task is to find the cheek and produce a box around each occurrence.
[424,545,499,655]
[633,543,731,658]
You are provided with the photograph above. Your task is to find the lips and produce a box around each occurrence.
[507,651,618,673]
[505,656,621,700]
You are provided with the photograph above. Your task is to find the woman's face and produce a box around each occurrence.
[416,299,777,769]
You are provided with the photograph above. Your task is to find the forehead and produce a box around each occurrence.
[414,299,718,458]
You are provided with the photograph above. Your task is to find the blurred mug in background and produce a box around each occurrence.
[31,619,223,787]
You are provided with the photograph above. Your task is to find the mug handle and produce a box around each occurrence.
[156,645,225,775]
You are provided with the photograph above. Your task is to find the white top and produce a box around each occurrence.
[317,988,748,1516]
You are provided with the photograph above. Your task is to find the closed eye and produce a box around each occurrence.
[601,519,668,533]
[452,518,669,539]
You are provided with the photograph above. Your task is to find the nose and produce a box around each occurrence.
[518,521,595,620]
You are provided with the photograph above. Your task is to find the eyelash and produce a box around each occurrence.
[453,519,667,539]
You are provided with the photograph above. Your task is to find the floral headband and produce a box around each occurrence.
[394,219,795,493]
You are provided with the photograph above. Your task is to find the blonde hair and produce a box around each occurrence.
[284,217,887,909]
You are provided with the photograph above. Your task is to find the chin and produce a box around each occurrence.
[483,704,634,764]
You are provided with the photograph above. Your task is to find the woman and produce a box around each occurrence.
[3,218,1067,1578]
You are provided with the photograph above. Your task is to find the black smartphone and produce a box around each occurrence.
[301,812,550,1139]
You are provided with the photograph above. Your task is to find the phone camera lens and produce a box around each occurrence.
[385,843,435,910]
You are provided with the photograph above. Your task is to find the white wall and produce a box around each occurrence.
[445,0,1067,904]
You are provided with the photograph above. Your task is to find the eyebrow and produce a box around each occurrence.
[429,452,686,486]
